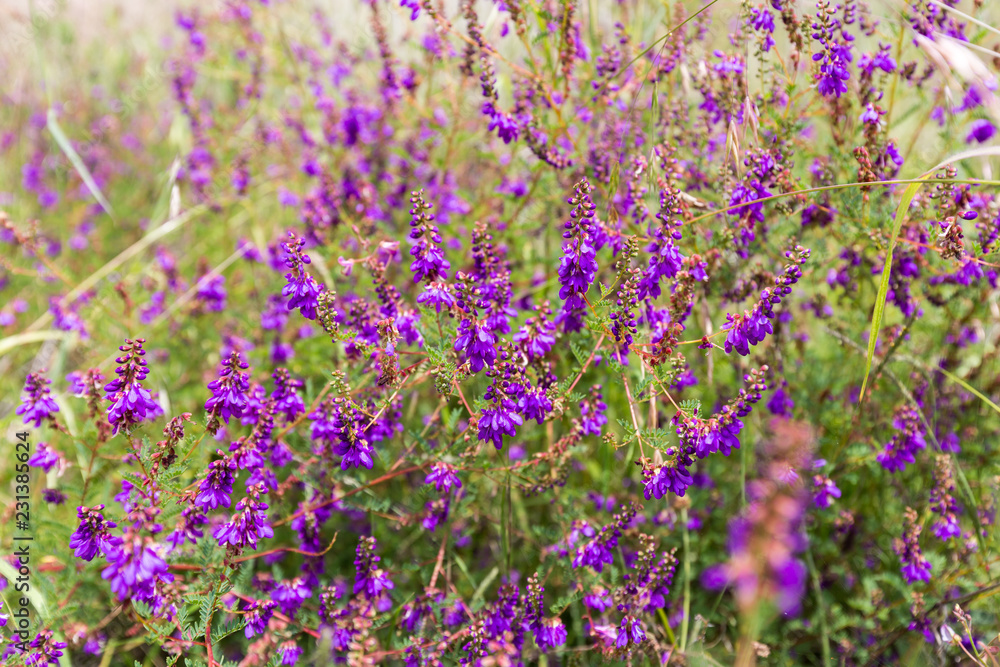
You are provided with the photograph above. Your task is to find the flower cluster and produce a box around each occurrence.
[8,0,1000,663]
[104,338,159,435]
[408,189,450,283]
[556,178,599,332]
[722,246,810,356]
[17,371,60,428]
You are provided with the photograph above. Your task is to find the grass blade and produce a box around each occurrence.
[859,179,926,401]
[936,367,1000,416]
[0,330,68,359]
[860,146,1000,402]
[47,109,116,220]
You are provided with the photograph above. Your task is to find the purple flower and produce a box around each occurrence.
[104,338,160,435]
[205,351,251,426]
[885,141,904,167]
[878,405,927,473]
[281,232,324,320]
[327,399,375,470]
[69,505,123,561]
[27,442,61,473]
[478,400,523,450]
[49,296,89,338]
[535,618,567,651]
[243,599,276,638]
[581,384,608,436]
[354,536,394,600]
[425,462,462,493]
[967,119,996,144]
[400,0,420,20]
[638,232,685,300]
[101,535,174,606]
[17,372,60,428]
[812,474,841,509]
[896,508,932,584]
[454,319,497,373]
[859,103,881,125]
[196,454,237,510]
[616,616,646,648]
[280,643,303,665]
[270,368,305,422]
[273,577,311,617]
[643,454,695,499]
[556,179,599,332]
[214,484,274,551]
[42,488,66,504]
[417,281,456,313]
[518,384,553,424]
[930,456,962,541]
[513,302,557,361]
[722,248,809,356]
[408,190,451,283]
[767,385,795,416]
[196,273,227,312]
[26,630,68,667]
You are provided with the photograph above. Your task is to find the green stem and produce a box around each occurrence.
[680,507,692,654]
[805,542,831,666]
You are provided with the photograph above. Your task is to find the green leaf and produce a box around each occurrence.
[859,177,927,402]
[211,617,247,643]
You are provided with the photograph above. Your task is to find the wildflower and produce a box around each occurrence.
[616,616,646,648]
[101,530,174,608]
[42,488,66,504]
[17,372,60,428]
[581,384,608,435]
[812,474,841,508]
[722,247,809,356]
[27,442,61,473]
[556,179,599,332]
[478,400,522,450]
[69,505,123,561]
[454,318,497,372]
[966,119,996,144]
[270,368,305,422]
[643,452,695,499]
[205,351,251,427]
[327,398,375,470]
[408,190,450,283]
[425,462,462,493]
[273,577,312,617]
[195,454,237,510]
[196,272,227,312]
[518,383,552,424]
[417,281,456,312]
[214,484,274,552]
[243,599,276,638]
[354,536,394,600]
[279,643,303,665]
[878,405,927,473]
[104,338,159,435]
[512,301,556,361]
[281,231,324,320]
[895,507,932,584]
[26,630,68,667]
[535,618,567,651]
[930,455,962,541]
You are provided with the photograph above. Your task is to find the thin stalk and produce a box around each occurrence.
[805,542,832,666]
[680,506,692,654]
